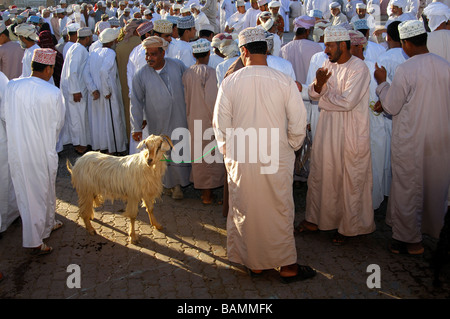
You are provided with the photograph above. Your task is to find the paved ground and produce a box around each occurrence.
[0,144,449,302]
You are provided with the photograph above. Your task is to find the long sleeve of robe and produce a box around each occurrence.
[130,58,191,189]
[376,53,450,242]
[306,55,375,237]
[3,77,65,248]
[213,65,307,270]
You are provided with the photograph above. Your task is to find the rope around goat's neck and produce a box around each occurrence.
[160,145,218,164]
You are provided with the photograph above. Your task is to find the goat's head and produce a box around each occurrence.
[137,134,173,166]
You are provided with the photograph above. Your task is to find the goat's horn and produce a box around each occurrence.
[161,135,174,148]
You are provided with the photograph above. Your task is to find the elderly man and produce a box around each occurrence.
[2,48,65,254]
[374,20,450,255]
[191,3,210,34]
[299,25,375,245]
[385,0,417,28]
[84,28,127,154]
[213,27,313,283]
[423,1,450,61]
[60,27,93,155]
[330,1,349,25]
[268,1,285,38]
[130,36,191,200]
[0,22,24,80]
[280,15,323,84]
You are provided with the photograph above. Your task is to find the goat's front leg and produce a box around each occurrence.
[124,200,140,244]
[143,199,162,230]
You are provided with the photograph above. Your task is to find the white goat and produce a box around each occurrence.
[67,135,173,243]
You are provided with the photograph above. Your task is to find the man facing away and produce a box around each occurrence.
[1,48,65,255]
[374,20,450,255]
[213,27,315,283]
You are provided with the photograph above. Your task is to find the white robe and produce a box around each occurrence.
[376,53,450,241]
[84,47,127,153]
[225,11,245,34]
[60,42,91,148]
[194,11,211,36]
[376,47,407,198]
[170,39,196,68]
[241,7,260,29]
[216,56,239,87]
[306,56,375,237]
[219,0,236,32]
[364,58,387,210]
[3,77,65,247]
[213,65,307,270]
[0,71,19,233]
[20,43,40,78]
[267,55,297,80]
[305,51,327,141]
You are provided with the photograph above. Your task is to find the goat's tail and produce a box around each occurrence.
[66,159,73,175]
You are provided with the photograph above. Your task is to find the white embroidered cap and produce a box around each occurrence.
[398,20,426,40]
[32,48,56,65]
[324,25,350,42]
[153,19,173,33]
[191,38,212,54]
[238,27,266,47]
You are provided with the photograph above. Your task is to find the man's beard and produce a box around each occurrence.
[328,46,342,63]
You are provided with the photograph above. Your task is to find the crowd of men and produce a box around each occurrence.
[0,0,449,282]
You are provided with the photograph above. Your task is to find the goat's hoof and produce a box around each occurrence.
[87,228,96,236]
[153,224,163,230]
[129,236,140,245]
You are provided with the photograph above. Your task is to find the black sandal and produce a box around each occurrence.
[246,268,264,278]
[280,264,316,284]
[332,232,348,246]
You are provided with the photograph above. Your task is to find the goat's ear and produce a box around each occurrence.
[161,135,174,148]
[137,139,147,150]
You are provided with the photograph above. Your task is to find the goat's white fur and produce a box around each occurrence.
[67,135,172,243]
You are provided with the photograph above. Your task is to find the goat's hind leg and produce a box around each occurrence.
[143,199,162,230]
